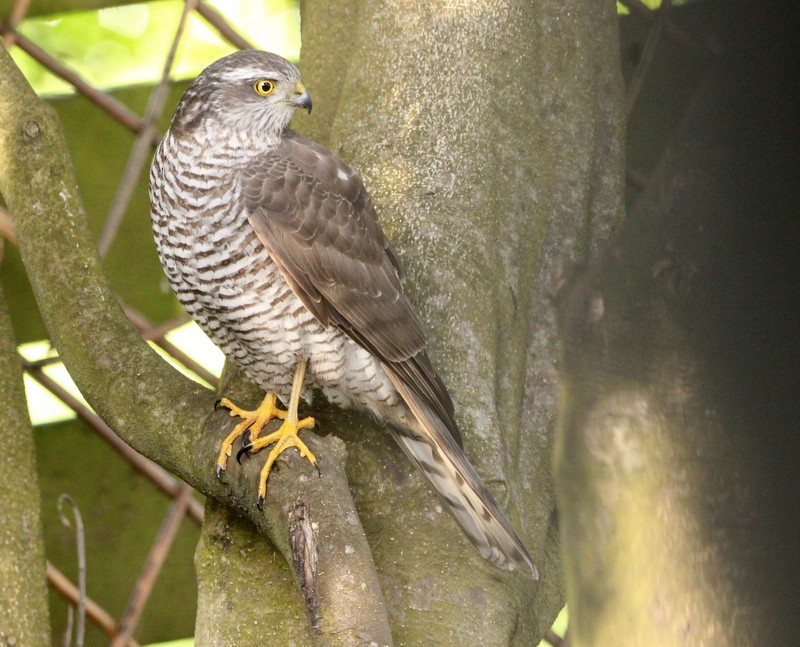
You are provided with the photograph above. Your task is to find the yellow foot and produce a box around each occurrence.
[215,357,319,506]
[243,414,317,507]
[215,392,287,478]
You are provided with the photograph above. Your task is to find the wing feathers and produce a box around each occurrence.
[243,134,427,364]
[243,130,450,417]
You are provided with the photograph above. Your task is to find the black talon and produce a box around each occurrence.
[236,445,251,464]
[256,495,265,510]
[214,398,222,411]
[215,464,226,483]
[314,462,321,478]
[236,430,253,464]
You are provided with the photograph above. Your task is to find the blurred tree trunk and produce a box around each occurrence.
[0,284,51,646]
[555,4,800,644]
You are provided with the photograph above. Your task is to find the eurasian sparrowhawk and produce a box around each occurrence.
[149,50,536,577]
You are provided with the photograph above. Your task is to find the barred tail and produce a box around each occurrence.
[386,371,538,579]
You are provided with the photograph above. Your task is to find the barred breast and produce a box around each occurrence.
[149,128,402,418]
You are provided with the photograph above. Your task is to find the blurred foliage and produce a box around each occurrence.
[12,0,300,96]
[618,0,695,15]
[145,640,194,647]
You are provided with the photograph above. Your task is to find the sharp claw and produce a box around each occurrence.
[214,398,222,411]
[256,495,265,510]
[314,462,321,478]
[236,430,252,464]
[215,464,226,482]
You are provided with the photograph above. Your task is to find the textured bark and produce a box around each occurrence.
[194,499,309,645]
[195,463,393,647]
[195,371,393,647]
[299,0,625,644]
[0,285,51,646]
[555,5,799,644]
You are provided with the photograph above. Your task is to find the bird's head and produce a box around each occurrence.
[171,50,312,138]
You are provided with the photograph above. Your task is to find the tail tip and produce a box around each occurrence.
[488,545,539,580]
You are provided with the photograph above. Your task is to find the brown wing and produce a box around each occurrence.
[242,130,460,445]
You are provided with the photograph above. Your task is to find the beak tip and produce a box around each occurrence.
[293,91,313,114]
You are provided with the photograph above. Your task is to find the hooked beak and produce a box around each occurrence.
[291,81,313,113]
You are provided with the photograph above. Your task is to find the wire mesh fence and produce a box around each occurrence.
[0,0,709,644]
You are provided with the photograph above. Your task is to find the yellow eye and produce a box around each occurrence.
[254,79,276,96]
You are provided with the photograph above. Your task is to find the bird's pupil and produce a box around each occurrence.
[261,82,271,92]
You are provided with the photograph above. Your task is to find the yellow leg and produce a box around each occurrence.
[245,358,316,505]
[215,359,317,505]
[215,392,287,478]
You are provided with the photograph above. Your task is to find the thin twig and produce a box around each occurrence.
[57,494,86,647]
[134,311,193,341]
[124,306,220,388]
[196,0,255,50]
[97,0,199,257]
[1,0,30,48]
[59,605,73,647]
[110,485,194,647]
[47,562,140,646]
[21,353,61,369]
[20,310,193,370]
[0,24,145,133]
[0,204,16,244]
[625,0,670,117]
[22,358,205,525]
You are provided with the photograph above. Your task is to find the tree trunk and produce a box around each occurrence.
[555,4,800,644]
[296,0,625,643]
[0,284,51,645]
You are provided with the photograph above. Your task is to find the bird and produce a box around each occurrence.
[149,49,536,578]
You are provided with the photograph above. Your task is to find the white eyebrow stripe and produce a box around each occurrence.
[223,69,275,82]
